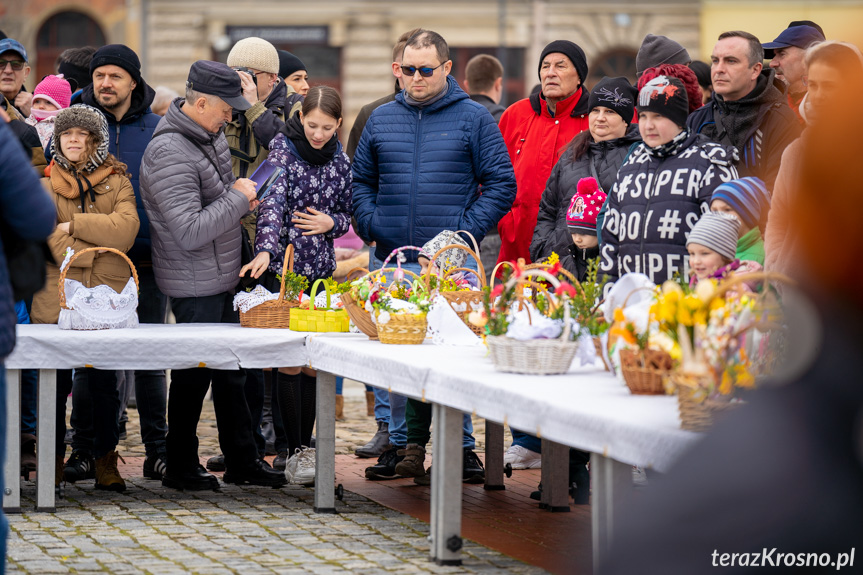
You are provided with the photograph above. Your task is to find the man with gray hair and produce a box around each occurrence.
[141,60,287,491]
[687,31,801,190]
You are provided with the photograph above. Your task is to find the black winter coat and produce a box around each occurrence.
[599,131,738,286]
[686,69,800,191]
[530,125,641,279]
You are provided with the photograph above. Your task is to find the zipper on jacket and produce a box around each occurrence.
[114,125,120,157]
[637,156,666,274]
[409,109,422,248]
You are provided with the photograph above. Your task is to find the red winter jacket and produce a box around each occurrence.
[496,87,590,265]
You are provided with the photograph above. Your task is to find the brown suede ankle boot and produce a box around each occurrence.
[394,444,427,478]
[95,451,126,492]
[335,395,345,421]
[365,391,375,417]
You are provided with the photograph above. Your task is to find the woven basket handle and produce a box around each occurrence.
[59,246,139,310]
[428,243,487,288]
[277,244,295,301]
[489,260,517,291]
[345,267,369,282]
[451,230,481,258]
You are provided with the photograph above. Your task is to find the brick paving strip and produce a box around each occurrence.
[6,380,563,574]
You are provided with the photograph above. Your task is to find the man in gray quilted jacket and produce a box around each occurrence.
[140,60,286,491]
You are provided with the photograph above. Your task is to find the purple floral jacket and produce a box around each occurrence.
[255,134,353,280]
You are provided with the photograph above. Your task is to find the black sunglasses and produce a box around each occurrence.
[0,59,26,71]
[400,62,448,78]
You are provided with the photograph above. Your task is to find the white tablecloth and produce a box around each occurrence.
[6,324,308,370]
[307,334,701,472]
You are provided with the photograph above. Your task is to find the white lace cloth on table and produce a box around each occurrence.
[363,297,418,325]
[234,286,314,313]
[427,295,482,347]
[58,277,139,330]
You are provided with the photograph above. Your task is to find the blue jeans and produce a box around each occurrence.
[369,253,476,449]
[511,428,541,453]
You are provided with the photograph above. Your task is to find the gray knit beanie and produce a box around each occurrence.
[687,212,740,261]
[51,104,110,173]
[636,34,691,77]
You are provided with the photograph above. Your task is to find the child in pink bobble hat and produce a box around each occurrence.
[25,74,72,149]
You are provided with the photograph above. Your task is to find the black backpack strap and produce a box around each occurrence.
[154,128,223,180]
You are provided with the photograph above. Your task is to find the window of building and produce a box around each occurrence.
[587,48,638,90]
[36,11,106,82]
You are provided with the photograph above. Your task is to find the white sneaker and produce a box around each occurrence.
[503,445,542,469]
[284,448,303,483]
[291,447,316,486]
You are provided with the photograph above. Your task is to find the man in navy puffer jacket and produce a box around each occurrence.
[352,32,515,261]
[352,30,515,483]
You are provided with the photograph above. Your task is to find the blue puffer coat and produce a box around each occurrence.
[0,121,56,358]
[79,82,161,264]
[351,75,516,262]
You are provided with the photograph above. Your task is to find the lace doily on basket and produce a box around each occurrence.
[427,295,482,346]
[233,285,278,313]
[59,277,138,330]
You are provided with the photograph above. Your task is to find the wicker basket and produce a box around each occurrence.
[486,335,579,375]
[59,247,140,330]
[593,336,610,371]
[485,269,579,375]
[342,292,378,339]
[289,279,350,332]
[375,311,427,345]
[239,244,300,328]
[672,371,741,432]
[619,348,673,395]
[426,240,486,337]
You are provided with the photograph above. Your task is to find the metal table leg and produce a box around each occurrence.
[429,404,463,566]
[3,369,21,513]
[483,420,505,490]
[540,438,570,512]
[36,369,56,511]
[314,370,336,513]
[591,453,630,573]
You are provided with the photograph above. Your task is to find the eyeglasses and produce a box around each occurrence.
[0,60,26,72]
[400,62,447,78]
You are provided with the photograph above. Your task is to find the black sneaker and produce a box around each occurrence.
[463,448,485,484]
[64,450,95,483]
[143,454,167,480]
[364,445,404,480]
[162,465,219,491]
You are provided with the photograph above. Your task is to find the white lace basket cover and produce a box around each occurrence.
[58,247,139,330]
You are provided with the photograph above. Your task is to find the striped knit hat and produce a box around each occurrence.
[710,177,770,230]
[687,212,740,261]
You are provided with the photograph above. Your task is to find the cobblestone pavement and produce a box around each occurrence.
[6,380,534,574]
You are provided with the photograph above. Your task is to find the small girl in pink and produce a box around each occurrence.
[25,74,72,149]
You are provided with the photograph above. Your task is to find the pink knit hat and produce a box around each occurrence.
[33,74,72,110]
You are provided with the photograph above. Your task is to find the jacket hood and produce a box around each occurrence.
[529,85,590,118]
[79,79,156,123]
[395,75,469,113]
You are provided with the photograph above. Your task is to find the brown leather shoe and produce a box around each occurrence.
[394,444,426,478]
[21,433,37,476]
[365,391,375,417]
[95,451,126,492]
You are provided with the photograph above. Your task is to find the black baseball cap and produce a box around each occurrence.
[186,60,250,110]
[763,25,825,59]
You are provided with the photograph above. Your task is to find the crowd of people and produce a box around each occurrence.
[0,20,861,510]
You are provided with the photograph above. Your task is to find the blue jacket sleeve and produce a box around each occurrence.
[462,110,516,238]
[350,116,379,243]
[0,122,56,242]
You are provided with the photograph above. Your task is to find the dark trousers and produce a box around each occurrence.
[69,267,169,458]
[244,368,266,458]
[56,368,120,459]
[168,292,258,473]
[406,398,433,447]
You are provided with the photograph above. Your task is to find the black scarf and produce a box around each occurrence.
[644,130,690,159]
[710,71,785,150]
[280,113,338,166]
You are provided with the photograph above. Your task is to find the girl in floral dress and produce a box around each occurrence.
[240,86,352,484]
